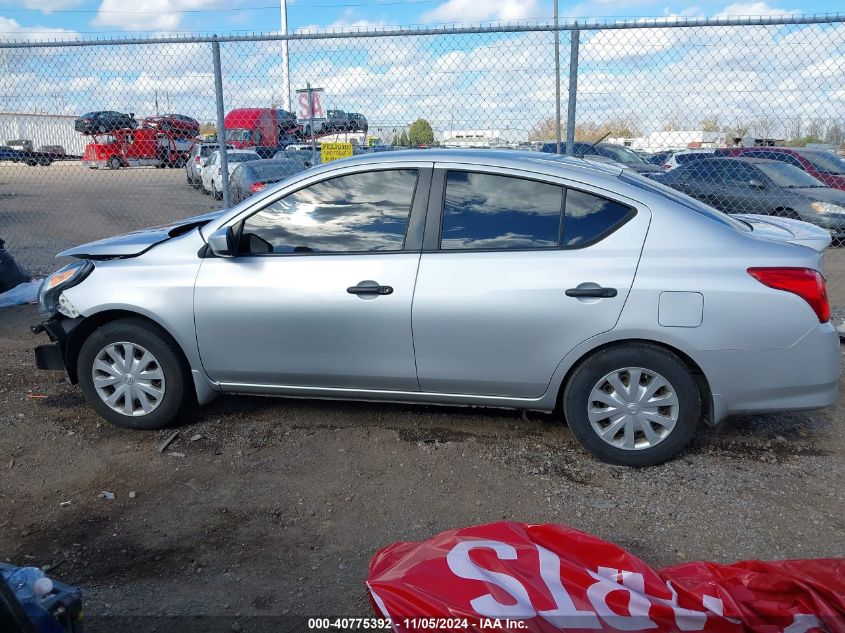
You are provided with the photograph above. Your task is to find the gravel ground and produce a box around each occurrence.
[1,167,844,628]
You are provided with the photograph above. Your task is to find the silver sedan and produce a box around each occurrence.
[33,150,840,466]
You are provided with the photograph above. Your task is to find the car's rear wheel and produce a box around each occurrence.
[77,319,189,430]
[211,181,222,200]
[107,156,122,170]
[562,343,700,466]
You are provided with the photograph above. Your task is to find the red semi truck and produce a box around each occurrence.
[83,128,192,169]
[223,108,302,149]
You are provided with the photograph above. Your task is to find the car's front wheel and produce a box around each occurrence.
[562,343,700,466]
[77,318,190,430]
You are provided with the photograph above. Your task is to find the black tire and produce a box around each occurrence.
[107,156,122,170]
[212,181,222,200]
[562,343,700,467]
[77,318,190,430]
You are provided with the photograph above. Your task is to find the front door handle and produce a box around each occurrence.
[347,282,393,296]
[565,286,617,298]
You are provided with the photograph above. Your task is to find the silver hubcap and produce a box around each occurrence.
[588,367,679,450]
[92,342,165,416]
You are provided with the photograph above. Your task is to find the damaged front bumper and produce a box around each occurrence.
[32,315,83,372]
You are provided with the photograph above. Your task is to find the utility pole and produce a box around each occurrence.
[280,0,292,112]
[154,89,159,115]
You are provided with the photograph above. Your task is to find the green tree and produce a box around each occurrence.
[396,130,409,146]
[408,118,435,146]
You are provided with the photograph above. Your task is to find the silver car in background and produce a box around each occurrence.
[33,150,840,466]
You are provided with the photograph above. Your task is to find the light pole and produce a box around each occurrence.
[280,0,292,112]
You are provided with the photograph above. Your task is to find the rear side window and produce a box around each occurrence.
[440,172,563,250]
[563,190,634,247]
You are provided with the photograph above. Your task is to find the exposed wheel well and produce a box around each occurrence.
[556,338,714,426]
[64,310,190,386]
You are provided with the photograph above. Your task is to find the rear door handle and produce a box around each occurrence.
[565,286,617,298]
[347,283,393,296]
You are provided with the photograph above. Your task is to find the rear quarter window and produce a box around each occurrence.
[563,189,635,247]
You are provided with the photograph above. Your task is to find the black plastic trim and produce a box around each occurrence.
[35,343,65,370]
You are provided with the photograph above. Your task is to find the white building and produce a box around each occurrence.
[608,130,725,152]
[442,129,504,148]
[0,112,86,156]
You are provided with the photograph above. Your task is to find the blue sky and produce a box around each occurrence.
[0,0,839,38]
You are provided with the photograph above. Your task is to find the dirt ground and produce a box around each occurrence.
[1,231,845,630]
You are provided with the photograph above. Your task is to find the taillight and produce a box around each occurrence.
[249,181,265,193]
[195,155,201,163]
[748,267,830,323]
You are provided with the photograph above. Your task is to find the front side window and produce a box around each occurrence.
[440,171,563,250]
[563,189,634,247]
[240,169,418,254]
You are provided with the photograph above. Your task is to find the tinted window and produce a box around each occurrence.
[721,162,759,184]
[564,189,633,246]
[798,150,845,175]
[248,161,304,180]
[755,162,826,188]
[241,169,418,254]
[440,172,562,250]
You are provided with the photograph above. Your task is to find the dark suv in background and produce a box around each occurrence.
[74,111,137,134]
[715,146,845,191]
[324,110,368,134]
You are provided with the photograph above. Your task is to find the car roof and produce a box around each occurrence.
[301,148,625,179]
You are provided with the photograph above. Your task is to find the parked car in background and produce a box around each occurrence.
[38,145,66,157]
[274,148,321,168]
[32,150,839,467]
[229,158,305,203]
[657,157,845,237]
[200,149,260,199]
[348,112,368,133]
[662,149,716,170]
[142,114,200,137]
[540,142,664,174]
[643,150,674,165]
[74,111,136,134]
[186,142,233,188]
[322,110,368,135]
[715,146,845,191]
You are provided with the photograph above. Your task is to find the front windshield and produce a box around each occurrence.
[600,145,645,164]
[800,150,845,175]
[225,128,252,141]
[755,162,826,188]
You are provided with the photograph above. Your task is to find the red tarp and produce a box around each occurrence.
[367,522,845,632]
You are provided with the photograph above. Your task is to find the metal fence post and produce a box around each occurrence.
[212,37,231,208]
[554,0,561,154]
[565,26,580,156]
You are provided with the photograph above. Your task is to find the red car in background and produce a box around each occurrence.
[142,114,200,137]
[715,146,845,191]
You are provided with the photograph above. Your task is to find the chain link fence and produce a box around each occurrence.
[1,14,845,274]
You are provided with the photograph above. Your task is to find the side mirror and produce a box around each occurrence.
[207,225,236,257]
[748,179,767,190]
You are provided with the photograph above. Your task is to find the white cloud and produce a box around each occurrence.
[422,0,541,24]
[23,0,83,11]
[714,2,799,17]
[0,16,77,41]
[92,0,237,32]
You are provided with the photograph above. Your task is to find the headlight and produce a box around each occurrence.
[810,201,845,214]
[38,260,93,314]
